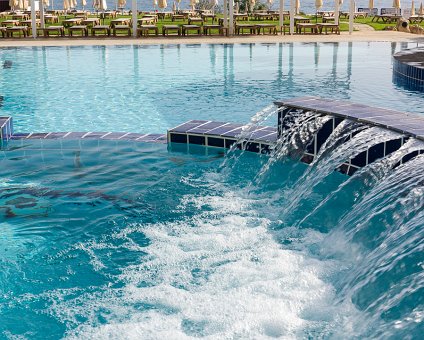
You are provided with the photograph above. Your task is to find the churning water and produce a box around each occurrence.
[1,106,423,338]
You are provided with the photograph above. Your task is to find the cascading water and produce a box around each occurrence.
[223,106,424,338]
[220,104,278,169]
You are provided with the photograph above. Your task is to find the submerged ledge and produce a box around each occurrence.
[5,130,167,144]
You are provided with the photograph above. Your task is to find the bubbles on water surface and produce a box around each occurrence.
[46,176,369,340]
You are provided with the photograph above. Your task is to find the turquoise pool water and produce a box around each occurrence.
[1,137,422,338]
[1,42,423,339]
[0,42,423,134]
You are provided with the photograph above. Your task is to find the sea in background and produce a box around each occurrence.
[49,0,415,16]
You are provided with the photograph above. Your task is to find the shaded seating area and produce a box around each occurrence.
[4,4,408,40]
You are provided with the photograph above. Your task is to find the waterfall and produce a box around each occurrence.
[244,108,424,338]
[220,104,278,171]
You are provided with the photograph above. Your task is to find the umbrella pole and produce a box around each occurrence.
[279,0,284,28]
[223,0,228,32]
[40,0,45,29]
[289,0,294,34]
[132,0,137,37]
[229,0,234,35]
[30,0,36,38]
[335,0,339,25]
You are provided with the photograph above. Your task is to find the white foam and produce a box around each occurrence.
[62,189,363,339]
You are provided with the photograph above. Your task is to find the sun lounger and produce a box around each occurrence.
[162,25,181,36]
[182,24,202,36]
[1,20,20,27]
[137,25,159,37]
[68,25,89,37]
[12,13,29,20]
[112,25,131,37]
[20,19,41,27]
[81,18,101,27]
[233,13,249,21]
[6,26,28,37]
[296,23,319,34]
[44,15,60,24]
[235,23,256,35]
[171,14,185,21]
[322,16,336,23]
[201,13,216,22]
[188,17,203,25]
[256,23,278,35]
[294,16,311,24]
[254,13,274,21]
[42,26,65,37]
[317,23,340,34]
[91,25,111,36]
[138,17,156,25]
[62,18,83,28]
[110,18,131,28]
[203,24,228,36]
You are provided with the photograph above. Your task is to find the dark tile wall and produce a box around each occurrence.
[393,48,424,92]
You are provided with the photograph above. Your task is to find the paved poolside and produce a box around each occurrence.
[0,31,422,47]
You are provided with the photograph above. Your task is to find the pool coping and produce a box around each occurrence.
[274,96,424,142]
[0,31,420,48]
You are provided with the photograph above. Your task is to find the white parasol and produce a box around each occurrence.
[158,0,167,10]
[63,0,71,10]
[393,0,401,15]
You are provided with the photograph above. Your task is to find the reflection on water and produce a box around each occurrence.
[0,42,423,134]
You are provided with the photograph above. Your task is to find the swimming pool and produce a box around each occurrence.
[1,42,423,339]
[0,42,423,134]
